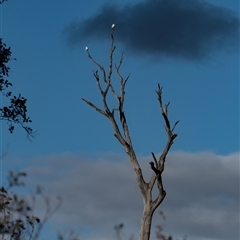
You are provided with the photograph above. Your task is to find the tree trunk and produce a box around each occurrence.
[139,204,154,240]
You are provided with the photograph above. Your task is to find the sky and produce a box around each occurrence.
[0,0,239,239]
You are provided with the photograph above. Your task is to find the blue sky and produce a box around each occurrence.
[0,0,239,240]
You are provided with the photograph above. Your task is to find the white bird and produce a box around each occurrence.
[111,24,115,29]
[85,46,88,51]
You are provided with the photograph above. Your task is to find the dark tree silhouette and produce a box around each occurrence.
[0,171,62,240]
[0,38,33,136]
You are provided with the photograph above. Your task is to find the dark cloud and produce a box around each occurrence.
[65,0,239,61]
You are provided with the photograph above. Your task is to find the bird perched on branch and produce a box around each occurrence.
[85,46,89,51]
[111,23,115,29]
[149,162,160,175]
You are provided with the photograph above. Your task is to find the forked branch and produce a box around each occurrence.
[83,28,147,194]
[149,84,179,208]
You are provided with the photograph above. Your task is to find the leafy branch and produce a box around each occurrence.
[0,38,34,137]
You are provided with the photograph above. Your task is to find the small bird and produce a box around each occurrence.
[149,162,160,175]
[85,46,88,51]
[111,24,115,29]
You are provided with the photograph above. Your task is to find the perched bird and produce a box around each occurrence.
[149,162,160,175]
[85,46,88,51]
[111,24,115,29]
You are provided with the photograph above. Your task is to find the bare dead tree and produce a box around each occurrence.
[82,25,179,240]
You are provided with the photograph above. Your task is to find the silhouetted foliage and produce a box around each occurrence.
[0,38,34,137]
[0,171,62,240]
[114,223,134,240]
[0,171,39,240]
[155,211,187,240]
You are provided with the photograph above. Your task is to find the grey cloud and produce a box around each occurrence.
[21,151,239,240]
[65,0,239,61]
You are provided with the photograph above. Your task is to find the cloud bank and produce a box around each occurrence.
[14,150,239,240]
[65,0,239,61]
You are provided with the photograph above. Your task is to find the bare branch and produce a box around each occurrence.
[81,98,107,116]
[151,152,158,168]
[93,70,105,95]
[115,53,131,87]
[86,49,107,82]
[148,84,179,210]
[84,29,147,195]
[156,84,171,130]
[172,120,180,132]
[149,161,166,208]
[107,32,116,83]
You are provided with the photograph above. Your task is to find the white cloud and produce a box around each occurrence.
[9,151,239,240]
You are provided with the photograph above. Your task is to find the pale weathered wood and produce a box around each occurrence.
[83,27,179,240]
